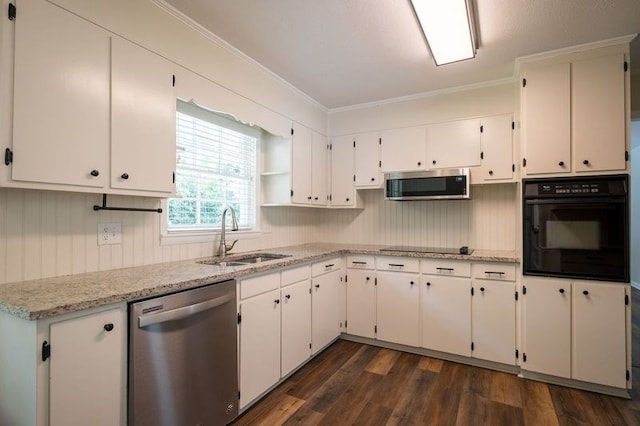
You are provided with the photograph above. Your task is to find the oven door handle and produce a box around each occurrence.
[138,293,235,328]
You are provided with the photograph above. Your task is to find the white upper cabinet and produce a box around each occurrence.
[291,123,313,204]
[425,119,481,169]
[311,131,329,206]
[572,53,626,173]
[330,135,356,207]
[522,62,571,175]
[354,132,381,188]
[111,37,176,194]
[479,114,514,181]
[380,127,426,172]
[522,47,629,176]
[11,0,110,188]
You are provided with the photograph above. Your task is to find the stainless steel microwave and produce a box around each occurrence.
[384,168,470,201]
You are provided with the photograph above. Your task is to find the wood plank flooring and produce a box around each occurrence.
[233,288,640,425]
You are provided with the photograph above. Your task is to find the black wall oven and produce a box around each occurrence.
[523,175,629,282]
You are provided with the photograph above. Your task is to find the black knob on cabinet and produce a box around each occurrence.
[426,282,431,286]
[583,290,589,296]
[307,196,312,200]
[410,281,415,285]
[583,160,590,165]
[90,170,99,177]
[274,299,280,304]
[418,162,422,166]
[285,294,291,300]
[432,160,436,165]
[559,288,565,294]
[121,173,129,180]
[346,198,350,202]
[480,287,485,292]
[558,161,565,167]
[103,323,114,332]
[314,197,318,200]
[371,177,375,182]
[488,170,494,176]
[315,284,320,289]
[366,277,370,281]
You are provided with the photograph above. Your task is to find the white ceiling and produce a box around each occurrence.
[162,0,640,109]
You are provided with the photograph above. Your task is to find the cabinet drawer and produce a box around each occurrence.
[311,257,343,277]
[471,263,516,281]
[421,259,470,277]
[240,272,281,299]
[281,265,311,287]
[346,256,375,270]
[376,257,420,273]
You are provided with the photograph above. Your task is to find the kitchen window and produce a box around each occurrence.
[162,100,259,243]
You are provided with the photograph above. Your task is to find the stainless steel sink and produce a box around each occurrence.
[199,253,291,267]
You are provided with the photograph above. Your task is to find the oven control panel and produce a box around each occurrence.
[538,182,602,195]
[524,175,627,198]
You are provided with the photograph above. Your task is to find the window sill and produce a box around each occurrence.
[160,229,262,246]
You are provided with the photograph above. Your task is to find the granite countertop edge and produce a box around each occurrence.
[0,244,519,320]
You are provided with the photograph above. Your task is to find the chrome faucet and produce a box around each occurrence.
[219,206,239,257]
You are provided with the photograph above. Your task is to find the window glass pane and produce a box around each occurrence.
[169,100,257,231]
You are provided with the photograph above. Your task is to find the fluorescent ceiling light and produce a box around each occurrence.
[410,0,476,66]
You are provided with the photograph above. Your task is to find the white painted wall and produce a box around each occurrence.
[631,120,640,288]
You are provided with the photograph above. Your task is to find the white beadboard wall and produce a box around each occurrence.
[0,188,317,285]
[315,184,518,251]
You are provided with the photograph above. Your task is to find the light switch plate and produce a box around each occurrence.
[98,223,122,245]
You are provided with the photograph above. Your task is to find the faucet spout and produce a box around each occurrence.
[219,206,239,257]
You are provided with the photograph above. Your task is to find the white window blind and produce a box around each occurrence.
[168,100,258,231]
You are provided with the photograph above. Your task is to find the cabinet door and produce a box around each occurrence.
[330,136,355,207]
[480,114,514,181]
[521,277,570,378]
[376,271,419,347]
[111,37,176,194]
[311,132,328,206]
[49,307,125,426]
[572,282,627,388]
[522,62,571,175]
[12,0,109,188]
[426,119,481,169]
[291,123,313,204]
[281,280,312,377]
[346,269,376,338]
[239,289,281,408]
[471,280,516,365]
[421,276,471,356]
[312,270,342,353]
[573,53,627,173]
[380,127,426,172]
[355,132,381,188]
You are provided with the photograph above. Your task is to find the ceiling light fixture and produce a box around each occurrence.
[410,0,477,66]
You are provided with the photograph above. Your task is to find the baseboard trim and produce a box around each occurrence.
[520,370,631,399]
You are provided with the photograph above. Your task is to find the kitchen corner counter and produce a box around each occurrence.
[0,243,518,320]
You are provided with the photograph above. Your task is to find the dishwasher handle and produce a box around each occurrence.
[138,293,235,328]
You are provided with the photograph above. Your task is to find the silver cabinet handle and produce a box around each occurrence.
[138,293,234,328]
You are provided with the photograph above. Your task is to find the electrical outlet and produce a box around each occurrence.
[98,223,122,245]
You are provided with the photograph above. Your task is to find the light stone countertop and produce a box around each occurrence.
[0,243,519,320]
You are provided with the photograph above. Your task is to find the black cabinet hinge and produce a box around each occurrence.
[515,291,518,301]
[353,140,356,148]
[471,287,474,296]
[309,343,312,349]
[515,349,519,359]
[511,121,515,130]
[379,160,382,168]
[480,152,484,160]
[330,143,333,150]
[172,74,175,87]
[624,61,628,72]
[172,172,175,184]
[523,353,527,362]
[4,148,13,165]
[8,3,16,20]
[522,285,527,295]
[353,175,356,182]
[329,194,332,201]
[345,320,348,328]
[625,150,629,162]
[345,275,348,283]
[374,325,377,334]
[237,313,241,324]
[290,189,294,197]
[374,277,377,286]
[471,342,474,351]
[379,138,382,145]
[522,78,527,88]
[291,128,294,136]
[625,294,629,305]
[42,341,50,361]
[512,164,515,173]
[522,158,527,167]
[238,391,241,400]
[627,370,631,381]
[480,125,483,133]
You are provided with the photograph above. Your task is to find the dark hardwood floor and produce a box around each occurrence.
[233,288,640,425]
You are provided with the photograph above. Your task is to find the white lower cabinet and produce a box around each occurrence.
[376,271,419,346]
[522,277,629,388]
[345,268,377,338]
[239,287,281,409]
[0,304,126,426]
[311,259,345,354]
[470,280,516,365]
[281,279,312,377]
[420,275,471,356]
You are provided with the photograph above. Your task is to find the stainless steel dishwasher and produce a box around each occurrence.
[129,279,238,425]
